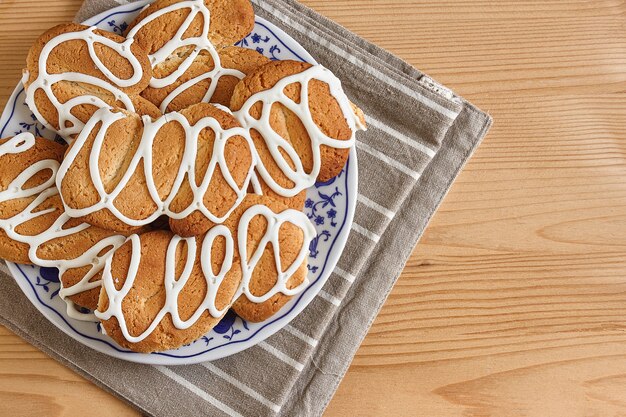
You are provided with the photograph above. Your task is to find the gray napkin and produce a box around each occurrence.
[0,0,491,416]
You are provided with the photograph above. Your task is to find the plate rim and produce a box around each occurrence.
[0,0,358,365]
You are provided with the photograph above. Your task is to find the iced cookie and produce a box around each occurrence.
[0,133,127,312]
[0,134,67,263]
[141,46,270,113]
[125,0,255,113]
[23,23,158,139]
[33,198,127,311]
[96,229,242,353]
[230,60,366,201]
[125,0,254,51]
[224,194,314,322]
[96,194,314,352]
[57,103,253,236]
[251,174,307,211]
[167,103,254,236]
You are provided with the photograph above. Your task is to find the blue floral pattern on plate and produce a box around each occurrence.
[237,32,282,60]
[0,0,357,365]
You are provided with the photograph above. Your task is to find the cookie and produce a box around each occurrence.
[57,103,253,236]
[224,194,314,322]
[9,0,366,349]
[126,0,254,52]
[230,60,366,200]
[96,194,314,352]
[125,0,255,112]
[168,103,254,236]
[141,46,270,113]
[0,134,67,264]
[96,229,242,353]
[33,199,127,311]
[250,173,307,211]
[23,23,157,139]
[0,133,127,312]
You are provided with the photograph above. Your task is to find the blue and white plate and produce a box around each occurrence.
[0,0,357,365]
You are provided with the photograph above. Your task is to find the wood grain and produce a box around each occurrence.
[1,0,626,416]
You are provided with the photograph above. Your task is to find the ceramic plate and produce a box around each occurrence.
[0,0,357,365]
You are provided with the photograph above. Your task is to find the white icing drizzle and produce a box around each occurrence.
[24,26,145,139]
[124,0,362,199]
[0,133,126,320]
[57,107,254,226]
[233,65,359,197]
[95,207,314,343]
[14,0,364,340]
[236,205,315,303]
[126,0,245,113]
[57,67,361,226]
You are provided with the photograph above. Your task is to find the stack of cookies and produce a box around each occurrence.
[0,0,365,353]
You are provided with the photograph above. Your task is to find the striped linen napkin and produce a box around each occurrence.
[0,0,492,416]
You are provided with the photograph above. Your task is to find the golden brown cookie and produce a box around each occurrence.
[125,0,255,54]
[58,103,253,236]
[0,134,126,311]
[124,0,255,115]
[97,194,313,352]
[33,200,126,311]
[57,109,149,234]
[23,23,157,138]
[0,135,67,264]
[141,46,270,113]
[167,103,254,237]
[230,60,365,202]
[97,229,242,353]
[224,194,310,323]
[252,174,307,211]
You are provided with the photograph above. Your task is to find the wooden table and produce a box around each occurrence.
[2,0,626,415]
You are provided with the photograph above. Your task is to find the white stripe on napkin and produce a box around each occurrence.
[333,266,356,283]
[351,222,381,243]
[156,366,243,417]
[203,362,281,413]
[356,141,421,180]
[258,341,305,371]
[367,115,438,158]
[357,194,395,219]
[284,324,318,347]
[318,290,342,306]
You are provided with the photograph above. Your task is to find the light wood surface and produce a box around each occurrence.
[1,0,626,416]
